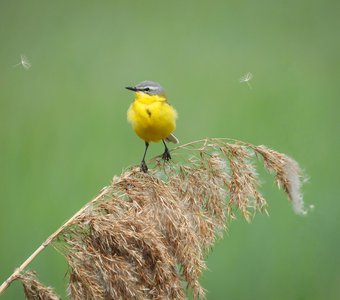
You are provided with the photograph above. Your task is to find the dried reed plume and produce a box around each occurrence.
[0,138,307,299]
[17,271,60,300]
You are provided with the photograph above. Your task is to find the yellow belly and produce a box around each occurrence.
[127,99,177,143]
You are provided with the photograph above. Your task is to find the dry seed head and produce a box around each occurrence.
[254,145,306,215]
[18,271,61,300]
[11,138,306,300]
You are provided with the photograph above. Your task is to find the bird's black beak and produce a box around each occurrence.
[125,86,138,91]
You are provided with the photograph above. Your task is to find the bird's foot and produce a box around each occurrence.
[140,160,148,173]
[162,149,171,161]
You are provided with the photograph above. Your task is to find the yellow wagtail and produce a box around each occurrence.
[126,81,179,173]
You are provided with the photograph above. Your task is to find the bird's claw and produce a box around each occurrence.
[162,150,171,161]
[140,160,148,173]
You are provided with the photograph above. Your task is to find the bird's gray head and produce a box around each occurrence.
[125,81,165,95]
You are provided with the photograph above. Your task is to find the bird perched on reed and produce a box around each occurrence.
[126,81,178,173]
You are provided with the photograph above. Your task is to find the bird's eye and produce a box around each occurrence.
[144,87,150,91]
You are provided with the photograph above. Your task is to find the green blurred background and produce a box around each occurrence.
[1,0,339,299]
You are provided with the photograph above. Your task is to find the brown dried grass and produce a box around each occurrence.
[0,138,306,299]
[17,271,61,300]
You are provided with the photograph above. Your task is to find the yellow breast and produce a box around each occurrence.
[127,92,177,142]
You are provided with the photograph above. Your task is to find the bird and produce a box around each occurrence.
[126,81,179,173]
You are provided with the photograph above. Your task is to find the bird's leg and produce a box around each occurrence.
[140,142,149,173]
[161,139,171,161]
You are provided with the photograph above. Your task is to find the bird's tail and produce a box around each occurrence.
[165,133,179,144]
